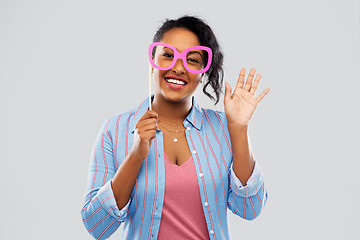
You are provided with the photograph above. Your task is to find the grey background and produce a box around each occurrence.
[0,0,359,239]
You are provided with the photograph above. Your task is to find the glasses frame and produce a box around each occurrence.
[149,42,213,74]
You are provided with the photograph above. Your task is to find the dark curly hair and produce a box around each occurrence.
[152,15,224,105]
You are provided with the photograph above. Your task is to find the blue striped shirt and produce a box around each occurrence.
[81,96,268,240]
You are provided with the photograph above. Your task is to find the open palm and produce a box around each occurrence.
[224,68,270,126]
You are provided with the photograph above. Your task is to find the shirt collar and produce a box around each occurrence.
[131,95,203,133]
[186,96,203,131]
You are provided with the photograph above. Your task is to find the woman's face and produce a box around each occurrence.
[152,27,204,104]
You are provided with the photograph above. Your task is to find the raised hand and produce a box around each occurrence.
[224,68,270,126]
[131,110,158,160]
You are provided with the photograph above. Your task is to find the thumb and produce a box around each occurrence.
[224,82,232,102]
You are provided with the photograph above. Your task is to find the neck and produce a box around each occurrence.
[151,94,193,124]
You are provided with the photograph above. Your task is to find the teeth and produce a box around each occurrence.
[166,78,186,85]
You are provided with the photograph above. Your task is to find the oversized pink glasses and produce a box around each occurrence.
[149,42,212,74]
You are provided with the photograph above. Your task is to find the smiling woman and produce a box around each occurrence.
[81,15,269,240]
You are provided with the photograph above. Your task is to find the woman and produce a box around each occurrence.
[81,15,270,240]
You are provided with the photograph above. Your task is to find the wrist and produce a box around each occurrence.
[129,147,147,163]
[228,122,248,131]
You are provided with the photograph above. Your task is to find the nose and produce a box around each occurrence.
[171,58,186,74]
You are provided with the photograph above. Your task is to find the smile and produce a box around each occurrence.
[164,76,188,90]
[165,78,187,86]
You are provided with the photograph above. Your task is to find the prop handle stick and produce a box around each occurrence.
[148,63,152,111]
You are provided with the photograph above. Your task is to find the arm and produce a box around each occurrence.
[227,160,268,220]
[223,68,270,220]
[81,110,158,239]
[228,124,254,185]
[111,110,158,210]
[217,111,268,220]
[81,119,127,239]
[224,68,269,184]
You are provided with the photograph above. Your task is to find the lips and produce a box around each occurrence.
[164,76,188,90]
[164,76,188,85]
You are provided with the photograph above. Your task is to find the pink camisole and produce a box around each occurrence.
[157,152,210,240]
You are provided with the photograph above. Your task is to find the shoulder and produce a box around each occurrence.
[200,107,230,138]
[201,108,227,126]
[101,106,138,137]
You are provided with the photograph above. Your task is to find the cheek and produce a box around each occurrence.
[153,69,165,82]
[189,73,203,83]
[152,69,167,90]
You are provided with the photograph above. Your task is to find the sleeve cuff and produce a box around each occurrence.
[230,161,264,197]
[96,180,130,221]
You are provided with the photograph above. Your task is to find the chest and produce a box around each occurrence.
[162,133,191,166]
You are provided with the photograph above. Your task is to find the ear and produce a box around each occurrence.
[200,73,205,83]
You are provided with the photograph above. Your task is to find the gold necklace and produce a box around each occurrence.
[157,117,187,143]
[158,123,186,143]
[158,122,185,133]
[161,131,186,143]
[157,119,179,126]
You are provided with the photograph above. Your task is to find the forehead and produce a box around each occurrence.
[160,28,201,52]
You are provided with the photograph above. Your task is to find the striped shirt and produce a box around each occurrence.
[81,95,268,240]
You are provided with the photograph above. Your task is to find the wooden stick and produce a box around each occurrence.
[148,63,152,111]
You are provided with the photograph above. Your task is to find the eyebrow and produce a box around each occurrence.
[187,50,203,57]
[161,45,203,57]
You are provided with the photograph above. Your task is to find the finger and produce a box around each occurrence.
[138,127,157,138]
[139,129,157,143]
[224,81,232,102]
[250,73,261,95]
[136,119,158,133]
[137,118,157,128]
[139,110,158,121]
[143,121,158,131]
[144,130,157,142]
[255,88,270,103]
[148,131,157,147]
[234,68,246,94]
[244,68,256,91]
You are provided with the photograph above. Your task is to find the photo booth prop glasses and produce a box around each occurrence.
[148,42,213,74]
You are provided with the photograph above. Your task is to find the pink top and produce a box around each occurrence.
[157,152,210,240]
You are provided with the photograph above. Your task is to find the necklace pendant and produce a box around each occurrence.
[173,138,178,143]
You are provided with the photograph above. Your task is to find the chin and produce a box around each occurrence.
[163,92,187,103]
[157,88,188,104]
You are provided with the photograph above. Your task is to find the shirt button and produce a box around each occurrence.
[204,202,209,207]
[184,122,188,125]
[192,150,197,154]
[199,172,204,178]
[187,127,190,131]
[210,230,214,235]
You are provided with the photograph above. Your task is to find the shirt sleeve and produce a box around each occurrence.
[227,160,268,220]
[81,119,130,239]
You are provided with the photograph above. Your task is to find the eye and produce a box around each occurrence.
[163,53,174,58]
[187,58,200,63]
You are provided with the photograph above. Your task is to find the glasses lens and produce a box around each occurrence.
[185,50,207,71]
[152,45,174,69]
